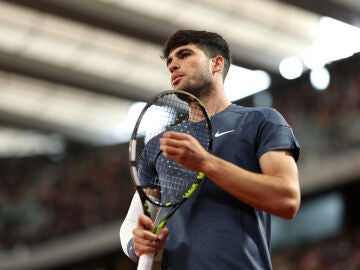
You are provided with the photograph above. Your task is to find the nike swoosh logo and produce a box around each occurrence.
[214,130,235,137]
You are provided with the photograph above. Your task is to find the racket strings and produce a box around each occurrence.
[143,152,199,204]
[134,92,211,206]
[150,168,194,188]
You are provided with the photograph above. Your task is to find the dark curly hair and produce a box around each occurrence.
[162,30,232,79]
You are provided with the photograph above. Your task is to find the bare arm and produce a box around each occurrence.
[160,131,300,219]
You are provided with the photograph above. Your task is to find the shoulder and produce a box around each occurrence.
[226,104,277,114]
[226,105,287,124]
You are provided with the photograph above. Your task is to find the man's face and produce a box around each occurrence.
[166,44,214,98]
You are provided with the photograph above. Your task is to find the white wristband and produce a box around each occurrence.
[120,192,143,257]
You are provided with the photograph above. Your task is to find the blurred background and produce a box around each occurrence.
[0,0,359,269]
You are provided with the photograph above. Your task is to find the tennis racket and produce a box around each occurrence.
[129,90,212,270]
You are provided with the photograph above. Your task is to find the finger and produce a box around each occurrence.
[160,138,180,156]
[138,214,155,231]
[132,228,159,256]
[133,228,165,256]
[133,238,159,256]
[134,215,157,242]
[162,131,178,138]
[133,227,157,241]
[138,228,169,256]
[157,227,170,245]
[163,131,190,140]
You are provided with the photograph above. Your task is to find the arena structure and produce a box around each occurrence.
[0,1,359,269]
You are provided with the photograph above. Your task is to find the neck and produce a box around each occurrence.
[201,90,231,116]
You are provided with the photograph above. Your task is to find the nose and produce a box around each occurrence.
[168,61,179,73]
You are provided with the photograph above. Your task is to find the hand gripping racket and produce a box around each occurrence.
[129,90,212,270]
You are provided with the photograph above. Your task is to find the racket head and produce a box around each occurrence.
[129,90,212,210]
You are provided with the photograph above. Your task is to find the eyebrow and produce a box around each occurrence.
[166,48,194,66]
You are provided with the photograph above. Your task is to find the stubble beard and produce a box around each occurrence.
[180,66,214,99]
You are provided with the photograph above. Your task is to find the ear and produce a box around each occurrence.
[211,56,225,74]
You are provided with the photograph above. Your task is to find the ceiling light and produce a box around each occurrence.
[0,1,168,96]
[224,65,271,101]
[98,0,319,72]
[303,17,360,69]
[279,57,303,80]
[310,67,330,91]
[0,71,134,145]
[0,128,65,158]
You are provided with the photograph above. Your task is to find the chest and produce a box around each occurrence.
[211,114,260,167]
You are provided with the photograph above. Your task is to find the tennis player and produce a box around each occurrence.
[120,30,301,270]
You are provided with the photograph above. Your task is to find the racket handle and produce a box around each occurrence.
[137,253,155,270]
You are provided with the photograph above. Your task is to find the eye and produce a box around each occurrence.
[181,53,190,59]
[179,52,191,59]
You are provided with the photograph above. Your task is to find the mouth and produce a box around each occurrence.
[171,74,183,86]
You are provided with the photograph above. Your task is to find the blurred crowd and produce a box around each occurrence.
[272,229,360,270]
[0,144,133,250]
[0,53,359,270]
[272,53,360,162]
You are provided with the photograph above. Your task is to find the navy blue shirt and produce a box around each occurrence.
[159,104,300,270]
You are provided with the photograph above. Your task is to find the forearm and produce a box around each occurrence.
[159,131,300,218]
[201,152,300,219]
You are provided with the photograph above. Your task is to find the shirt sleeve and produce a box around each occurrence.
[256,108,300,161]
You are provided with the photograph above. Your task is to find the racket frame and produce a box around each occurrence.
[128,90,212,269]
[129,90,212,211]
